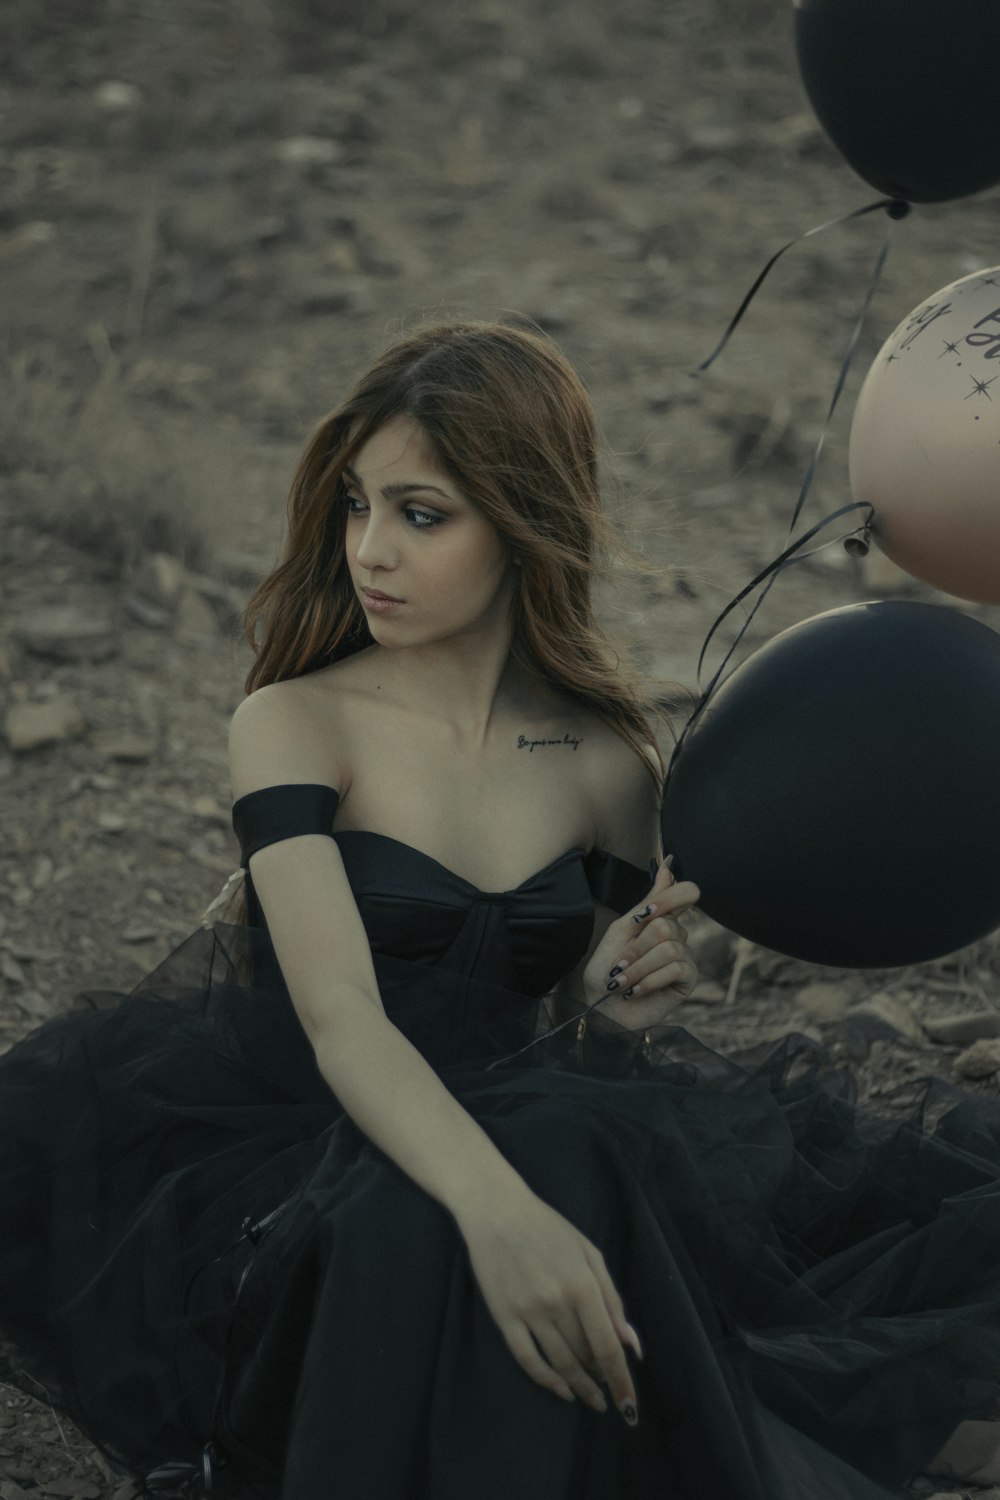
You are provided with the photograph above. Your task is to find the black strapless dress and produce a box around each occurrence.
[2,782,1000,1500]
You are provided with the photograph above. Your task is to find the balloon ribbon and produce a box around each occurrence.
[663,498,876,795]
[695,197,910,373]
[663,197,910,796]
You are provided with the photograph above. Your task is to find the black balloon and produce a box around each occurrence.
[662,601,1000,968]
[794,0,1000,203]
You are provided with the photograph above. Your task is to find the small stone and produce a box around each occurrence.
[175,587,218,641]
[841,991,925,1058]
[121,924,160,943]
[0,952,25,986]
[924,1011,1000,1045]
[94,80,142,110]
[273,136,343,166]
[249,214,287,246]
[14,990,50,1014]
[87,772,118,791]
[215,548,264,586]
[955,1038,1000,1080]
[10,605,117,663]
[122,594,171,629]
[291,275,376,318]
[129,552,188,610]
[8,220,55,249]
[96,733,156,763]
[793,982,852,1024]
[4,700,87,752]
[851,992,925,1044]
[686,979,726,1004]
[192,795,226,822]
[686,123,742,153]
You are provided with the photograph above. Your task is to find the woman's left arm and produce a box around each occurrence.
[555,735,701,1030]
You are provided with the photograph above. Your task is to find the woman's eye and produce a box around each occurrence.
[344,495,443,530]
[405,507,444,529]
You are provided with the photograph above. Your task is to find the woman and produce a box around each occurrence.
[2,320,1000,1500]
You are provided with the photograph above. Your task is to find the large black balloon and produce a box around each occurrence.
[662,601,1000,968]
[794,0,1000,203]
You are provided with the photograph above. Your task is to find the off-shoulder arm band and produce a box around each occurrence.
[232,783,341,867]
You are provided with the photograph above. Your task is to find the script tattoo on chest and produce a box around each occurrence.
[516,732,584,752]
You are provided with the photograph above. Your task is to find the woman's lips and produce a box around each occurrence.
[361,587,405,612]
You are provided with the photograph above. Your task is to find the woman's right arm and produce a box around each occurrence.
[228,690,642,1422]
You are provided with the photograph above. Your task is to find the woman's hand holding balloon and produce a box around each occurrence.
[580,859,701,1029]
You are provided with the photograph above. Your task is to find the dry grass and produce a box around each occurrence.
[0,336,217,577]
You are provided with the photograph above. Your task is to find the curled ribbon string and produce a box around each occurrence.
[786,213,901,533]
[694,197,910,374]
[484,990,623,1069]
[663,498,875,795]
[695,501,875,692]
[663,199,908,798]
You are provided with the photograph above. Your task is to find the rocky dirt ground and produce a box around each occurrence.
[4,0,1000,1494]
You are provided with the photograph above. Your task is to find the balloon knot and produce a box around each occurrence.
[887,199,912,221]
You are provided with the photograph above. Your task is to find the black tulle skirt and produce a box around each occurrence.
[3,919,1000,1500]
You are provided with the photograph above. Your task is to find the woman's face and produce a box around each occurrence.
[343,415,518,648]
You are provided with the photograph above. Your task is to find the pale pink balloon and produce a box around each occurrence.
[849,265,1000,604]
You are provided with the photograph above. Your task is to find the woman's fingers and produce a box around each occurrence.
[634,878,700,923]
[609,917,688,978]
[625,952,699,998]
[586,1244,643,1361]
[500,1299,640,1423]
[606,918,698,1002]
[531,1320,610,1412]
[502,1320,576,1403]
[599,988,688,1030]
[574,1296,639,1423]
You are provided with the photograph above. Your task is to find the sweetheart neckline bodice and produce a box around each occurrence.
[232,781,653,1000]
[329,828,586,897]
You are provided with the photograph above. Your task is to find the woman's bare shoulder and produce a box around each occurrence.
[580,717,663,854]
[232,659,376,796]
[272,650,379,721]
[566,703,659,768]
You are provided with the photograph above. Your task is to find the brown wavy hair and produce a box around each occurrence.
[222,319,688,927]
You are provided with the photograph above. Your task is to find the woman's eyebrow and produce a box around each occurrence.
[343,465,453,500]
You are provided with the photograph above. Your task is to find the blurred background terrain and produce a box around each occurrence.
[2,0,1000,1492]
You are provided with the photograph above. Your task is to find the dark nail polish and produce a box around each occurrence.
[622,987,635,999]
[607,964,624,979]
[633,905,652,924]
[622,1401,638,1426]
[606,978,620,992]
